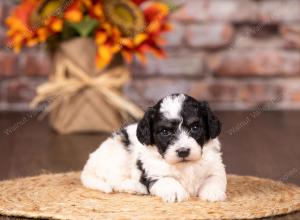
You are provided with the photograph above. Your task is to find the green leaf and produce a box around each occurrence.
[160,0,184,13]
[61,22,80,40]
[67,16,99,37]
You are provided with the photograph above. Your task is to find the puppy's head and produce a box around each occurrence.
[137,94,221,164]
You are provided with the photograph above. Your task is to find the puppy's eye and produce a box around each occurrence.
[190,124,200,133]
[160,129,172,136]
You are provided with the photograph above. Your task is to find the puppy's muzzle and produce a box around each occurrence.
[176,147,190,158]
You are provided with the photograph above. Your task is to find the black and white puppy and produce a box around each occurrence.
[81,94,226,202]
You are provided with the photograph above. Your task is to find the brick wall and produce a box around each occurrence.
[0,0,300,111]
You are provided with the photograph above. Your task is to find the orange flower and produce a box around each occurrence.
[95,23,122,68]
[86,1,104,20]
[144,2,170,22]
[12,0,39,25]
[50,18,63,32]
[120,2,171,64]
[64,0,84,22]
[5,0,39,52]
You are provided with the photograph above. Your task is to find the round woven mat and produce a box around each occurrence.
[0,172,299,220]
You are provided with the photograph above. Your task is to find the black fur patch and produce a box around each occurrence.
[115,128,131,151]
[136,159,156,193]
[181,96,207,146]
[136,108,155,146]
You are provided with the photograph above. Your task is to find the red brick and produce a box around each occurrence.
[0,27,6,47]
[186,23,234,49]
[258,0,300,23]
[190,81,238,103]
[172,0,257,22]
[3,0,17,22]
[124,78,190,108]
[208,83,237,102]
[188,81,209,101]
[0,1,4,23]
[190,81,237,103]
[238,83,283,103]
[5,78,42,103]
[163,22,184,47]
[190,81,283,106]
[0,51,18,77]
[231,25,285,49]
[126,78,286,109]
[133,51,204,76]
[22,51,52,76]
[232,34,285,49]
[290,90,300,102]
[0,81,5,102]
[207,50,300,76]
[280,24,300,49]
[283,80,300,103]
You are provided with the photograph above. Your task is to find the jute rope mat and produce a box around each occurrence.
[0,172,299,220]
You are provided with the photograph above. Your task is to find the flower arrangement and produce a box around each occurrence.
[6,0,176,69]
[5,0,181,134]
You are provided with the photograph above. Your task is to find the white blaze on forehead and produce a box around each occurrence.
[160,94,186,119]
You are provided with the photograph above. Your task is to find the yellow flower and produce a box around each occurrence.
[93,3,104,18]
[96,45,114,69]
[50,19,63,32]
[26,38,39,47]
[65,10,82,22]
[37,28,50,42]
[82,0,92,8]
[94,22,123,69]
[96,32,108,45]
[64,1,83,22]
[133,33,148,45]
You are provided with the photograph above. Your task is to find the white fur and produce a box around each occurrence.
[150,177,189,202]
[159,94,185,119]
[81,124,227,203]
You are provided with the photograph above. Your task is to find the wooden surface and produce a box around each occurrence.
[0,111,299,220]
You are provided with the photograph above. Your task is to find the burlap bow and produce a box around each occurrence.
[30,42,144,133]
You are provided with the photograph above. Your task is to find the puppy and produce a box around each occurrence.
[81,94,226,203]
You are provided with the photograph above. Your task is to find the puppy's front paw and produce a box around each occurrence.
[150,177,189,203]
[198,183,226,202]
[117,179,148,195]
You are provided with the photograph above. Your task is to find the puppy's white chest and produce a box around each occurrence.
[171,163,207,196]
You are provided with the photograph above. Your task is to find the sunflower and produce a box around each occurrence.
[30,0,69,27]
[102,0,145,37]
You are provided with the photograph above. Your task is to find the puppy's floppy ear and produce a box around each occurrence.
[137,107,155,145]
[199,101,222,139]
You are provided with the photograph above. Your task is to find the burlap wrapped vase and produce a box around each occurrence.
[31,38,143,134]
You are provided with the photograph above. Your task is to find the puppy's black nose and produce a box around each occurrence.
[176,148,190,158]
